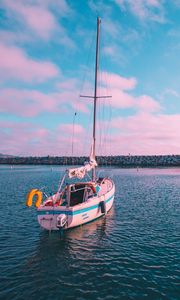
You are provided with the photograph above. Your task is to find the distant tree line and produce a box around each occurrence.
[0,155,180,167]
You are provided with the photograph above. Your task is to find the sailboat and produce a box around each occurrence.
[26,17,115,231]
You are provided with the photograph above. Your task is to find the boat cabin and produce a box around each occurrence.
[66,182,97,207]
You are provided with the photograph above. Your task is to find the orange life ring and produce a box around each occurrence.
[26,189,43,208]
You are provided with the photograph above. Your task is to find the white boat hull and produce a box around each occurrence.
[37,179,115,231]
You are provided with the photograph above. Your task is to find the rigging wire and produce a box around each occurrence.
[68,26,97,159]
[71,112,77,158]
[97,22,113,158]
[79,28,96,96]
[80,24,98,157]
[72,18,113,159]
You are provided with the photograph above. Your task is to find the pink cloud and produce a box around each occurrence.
[37,0,73,16]
[0,121,49,156]
[109,88,135,108]
[1,112,179,156]
[0,89,59,117]
[2,0,63,39]
[103,44,128,66]
[102,135,180,156]
[2,1,54,39]
[0,30,33,45]
[57,78,79,90]
[101,72,137,90]
[146,0,160,7]
[0,71,159,117]
[11,2,56,40]
[136,95,161,112]
[0,87,89,117]
[115,0,165,23]
[0,120,88,156]
[58,124,84,135]
[0,43,59,82]
[56,79,89,113]
[106,113,180,155]
[56,123,89,156]
[1,0,75,48]
[98,73,160,112]
[56,90,89,114]
[103,19,120,38]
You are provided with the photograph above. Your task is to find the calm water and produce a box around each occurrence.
[0,165,179,300]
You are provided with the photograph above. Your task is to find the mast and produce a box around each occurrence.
[92,16,101,182]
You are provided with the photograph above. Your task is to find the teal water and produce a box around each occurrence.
[0,165,179,300]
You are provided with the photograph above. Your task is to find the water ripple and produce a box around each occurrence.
[0,166,180,299]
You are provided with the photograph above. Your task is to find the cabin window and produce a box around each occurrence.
[69,185,86,206]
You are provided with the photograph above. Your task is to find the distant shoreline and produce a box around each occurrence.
[0,155,179,168]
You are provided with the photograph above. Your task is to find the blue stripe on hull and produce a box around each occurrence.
[37,194,114,216]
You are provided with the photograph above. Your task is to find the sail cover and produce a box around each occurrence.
[68,159,97,179]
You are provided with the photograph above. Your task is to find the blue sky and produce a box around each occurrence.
[0,0,180,156]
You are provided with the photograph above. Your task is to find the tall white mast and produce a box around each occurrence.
[80,17,110,181]
[92,16,100,182]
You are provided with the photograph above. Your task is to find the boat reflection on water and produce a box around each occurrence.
[22,208,116,300]
[65,211,110,241]
[25,206,114,271]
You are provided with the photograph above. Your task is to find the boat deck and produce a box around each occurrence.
[98,178,113,196]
